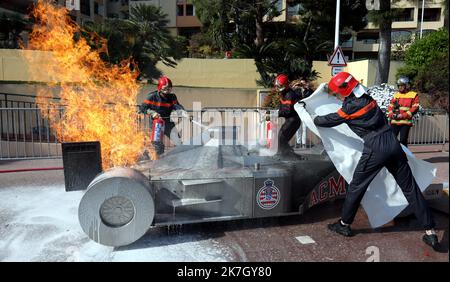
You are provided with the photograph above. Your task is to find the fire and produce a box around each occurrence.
[23,0,150,168]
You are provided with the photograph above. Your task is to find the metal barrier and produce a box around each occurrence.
[408,109,449,146]
[1,106,448,160]
[0,92,59,109]
[0,107,62,159]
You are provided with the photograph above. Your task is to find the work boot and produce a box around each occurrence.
[328,220,353,237]
[422,234,440,251]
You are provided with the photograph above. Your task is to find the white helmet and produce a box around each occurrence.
[397,76,410,88]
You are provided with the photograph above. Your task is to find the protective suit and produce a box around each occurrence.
[295,83,436,228]
[139,76,184,154]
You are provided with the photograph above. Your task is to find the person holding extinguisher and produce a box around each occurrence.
[139,76,186,155]
[274,74,302,156]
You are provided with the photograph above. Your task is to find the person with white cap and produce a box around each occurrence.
[313,72,439,251]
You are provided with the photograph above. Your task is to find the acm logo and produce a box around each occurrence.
[308,175,347,208]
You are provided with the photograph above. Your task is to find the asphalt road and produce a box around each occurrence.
[0,146,448,262]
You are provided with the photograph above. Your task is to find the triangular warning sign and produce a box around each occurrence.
[328,47,347,66]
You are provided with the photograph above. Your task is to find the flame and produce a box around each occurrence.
[23,0,151,168]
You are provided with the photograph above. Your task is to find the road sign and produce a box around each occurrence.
[328,46,347,66]
[331,66,344,76]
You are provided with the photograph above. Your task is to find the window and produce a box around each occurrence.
[80,0,90,16]
[287,4,300,17]
[186,4,194,16]
[275,0,283,12]
[391,30,412,43]
[415,29,437,38]
[356,32,379,43]
[94,2,99,15]
[418,8,441,22]
[392,8,414,22]
[177,4,184,16]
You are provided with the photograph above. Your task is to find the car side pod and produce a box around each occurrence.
[78,167,155,247]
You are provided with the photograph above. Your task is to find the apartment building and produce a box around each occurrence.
[0,0,130,23]
[129,0,201,37]
[350,0,447,60]
[106,0,130,19]
[277,0,446,61]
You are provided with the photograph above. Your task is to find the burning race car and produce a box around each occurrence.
[64,142,347,247]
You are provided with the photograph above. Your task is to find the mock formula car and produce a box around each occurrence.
[66,142,347,247]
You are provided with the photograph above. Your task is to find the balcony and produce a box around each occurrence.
[353,40,380,52]
[176,16,201,28]
[341,38,353,49]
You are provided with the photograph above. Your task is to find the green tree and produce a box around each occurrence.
[397,28,449,111]
[83,4,182,80]
[368,0,407,84]
[194,0,367,87]
[193,0,233,51]
[369,0,392,84]
[0,12,30,49]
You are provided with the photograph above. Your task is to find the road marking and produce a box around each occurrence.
[295,235,316,244]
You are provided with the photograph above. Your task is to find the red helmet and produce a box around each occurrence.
[328,72,359,97]
[157,76,172,94]
[274,74,289,92]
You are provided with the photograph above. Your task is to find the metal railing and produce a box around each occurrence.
[408,109,449,146]
[1,106,448,160]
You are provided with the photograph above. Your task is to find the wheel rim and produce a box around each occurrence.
[100,196,135,227]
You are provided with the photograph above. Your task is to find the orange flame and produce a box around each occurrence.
[23,0,150,168]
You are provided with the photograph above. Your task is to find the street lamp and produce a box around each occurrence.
[334,0,340,49]
[420,0,425,39]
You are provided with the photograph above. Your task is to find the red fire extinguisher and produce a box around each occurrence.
[151,117,165,143]
[266,116,272,149]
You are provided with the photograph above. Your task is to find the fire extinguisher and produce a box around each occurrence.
[151,117,165,143]
[266,115,272,149]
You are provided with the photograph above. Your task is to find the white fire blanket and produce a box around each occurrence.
[294,83,437,228]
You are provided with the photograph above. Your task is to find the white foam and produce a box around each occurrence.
[0,172,235,262]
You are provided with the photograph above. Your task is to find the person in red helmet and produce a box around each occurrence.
[139,76,186,155]
[274,74,302,156]
[313,72,439,251]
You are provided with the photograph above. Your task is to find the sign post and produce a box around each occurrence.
[331,66,345,76]
[328,46,347,76]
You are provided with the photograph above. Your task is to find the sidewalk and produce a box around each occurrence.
[408,144,449,186]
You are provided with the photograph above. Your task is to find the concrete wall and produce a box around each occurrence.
[0,82,256,110]
[0,49,69,83]
[311,60,404,87]
[137,84,257,110]
[155,58,261,89]
[1,49,406,108]
[345,60,404,87]
[129,0,177,28]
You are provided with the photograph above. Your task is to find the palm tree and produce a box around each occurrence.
[0,12,30,49]
[369,0,402,84]
[127,4,180,71]
[83,4,182,80]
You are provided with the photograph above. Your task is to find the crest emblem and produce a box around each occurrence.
[257,179,280,210]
